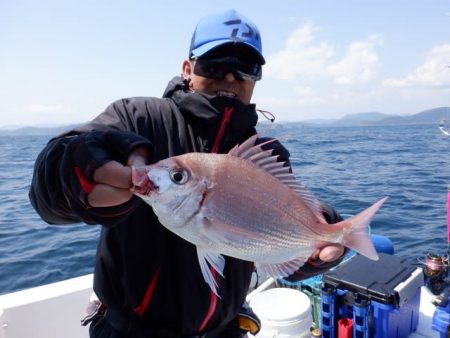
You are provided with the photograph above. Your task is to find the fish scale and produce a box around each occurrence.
[206,159,317,237]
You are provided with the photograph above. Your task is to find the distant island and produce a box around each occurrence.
[301,107,450,127]
[0,123,83,136]
[1,107,449,136]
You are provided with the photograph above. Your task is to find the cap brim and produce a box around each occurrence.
[191,40,266,65]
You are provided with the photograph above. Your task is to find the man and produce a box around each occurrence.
[29,9,344,337]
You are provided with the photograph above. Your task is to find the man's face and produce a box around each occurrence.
[183,61,256,105]
[182,47,261,105]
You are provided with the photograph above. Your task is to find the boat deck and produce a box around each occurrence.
[0,273,445,337]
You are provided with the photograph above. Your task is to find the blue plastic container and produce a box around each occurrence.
[371,234,395,255]
[321,253,423,338]
[432,295,450,338]
[277,233,395,330]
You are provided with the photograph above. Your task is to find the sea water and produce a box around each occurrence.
[0,123,448,294]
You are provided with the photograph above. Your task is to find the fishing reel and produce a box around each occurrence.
[420,253,449,296]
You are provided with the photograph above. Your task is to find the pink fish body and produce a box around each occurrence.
[132,135,387,295]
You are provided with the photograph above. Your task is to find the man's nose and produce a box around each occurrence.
[224,72,237,82]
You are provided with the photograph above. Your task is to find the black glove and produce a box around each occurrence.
[64,129,152,180]
[59,129,152,224]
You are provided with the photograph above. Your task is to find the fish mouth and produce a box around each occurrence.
[131,167,159,196]
[143,178,159,195]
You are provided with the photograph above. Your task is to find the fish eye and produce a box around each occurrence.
[169,168,189,185]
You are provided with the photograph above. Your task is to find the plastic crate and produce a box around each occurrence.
[276,248,359,328]
[321,253,424,338]
[276,275,321,327]
[432,294,450,338]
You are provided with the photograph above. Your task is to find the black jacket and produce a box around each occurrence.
[29,77,342,337]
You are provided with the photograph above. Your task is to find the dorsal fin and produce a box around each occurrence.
[228,134,326,223]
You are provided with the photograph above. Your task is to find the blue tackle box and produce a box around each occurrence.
[321,253,424,338]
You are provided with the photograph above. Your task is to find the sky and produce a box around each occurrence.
[1,0,449,128]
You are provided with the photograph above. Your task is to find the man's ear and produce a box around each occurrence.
[182,60,193,79]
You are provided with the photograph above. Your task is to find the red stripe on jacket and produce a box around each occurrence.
[211,107,234,153]
[134,266,161,316]
[198,267,218,332]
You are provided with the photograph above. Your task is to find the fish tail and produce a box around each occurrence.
[340,196,388,260]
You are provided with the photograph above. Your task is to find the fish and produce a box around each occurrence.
[131,135,387,295]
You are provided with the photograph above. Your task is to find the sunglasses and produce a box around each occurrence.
[192,57,262,82]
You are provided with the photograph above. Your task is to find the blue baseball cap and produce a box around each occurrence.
[189,9,265,65]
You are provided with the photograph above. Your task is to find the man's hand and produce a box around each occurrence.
[87,146,150,207]
[312,244,345,262]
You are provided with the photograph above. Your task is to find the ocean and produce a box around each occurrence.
[0,123,448,295]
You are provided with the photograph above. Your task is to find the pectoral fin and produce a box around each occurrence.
[197,248,225,296]
[256,255,310,278]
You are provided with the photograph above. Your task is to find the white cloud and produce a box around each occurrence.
[294,86,326,105]
[27,103,65,113]
[265,24,382,84]
[384,44,450,87]
[327,35,383,84]
[285,23,315,48]
[265,24,334,80]
[0,102,82,128]
[255,95,294,112]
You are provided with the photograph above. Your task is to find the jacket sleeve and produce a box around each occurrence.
[29,106,153,226]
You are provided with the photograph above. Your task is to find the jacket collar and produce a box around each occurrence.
[163,77,258,152]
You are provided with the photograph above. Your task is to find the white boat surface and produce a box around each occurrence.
[0,274,92,338]
[0,271,444,338]
[439,118,450,135]
[439,126,450,136]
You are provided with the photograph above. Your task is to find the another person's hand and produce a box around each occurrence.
[88,146,149,207]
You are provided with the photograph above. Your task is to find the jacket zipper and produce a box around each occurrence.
[210,106,234,154]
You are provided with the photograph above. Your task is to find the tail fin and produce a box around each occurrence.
[340,197,388,261]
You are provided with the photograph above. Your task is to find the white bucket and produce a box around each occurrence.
[249,287,312,338]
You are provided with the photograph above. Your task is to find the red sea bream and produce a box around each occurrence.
[132,135,387,295]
